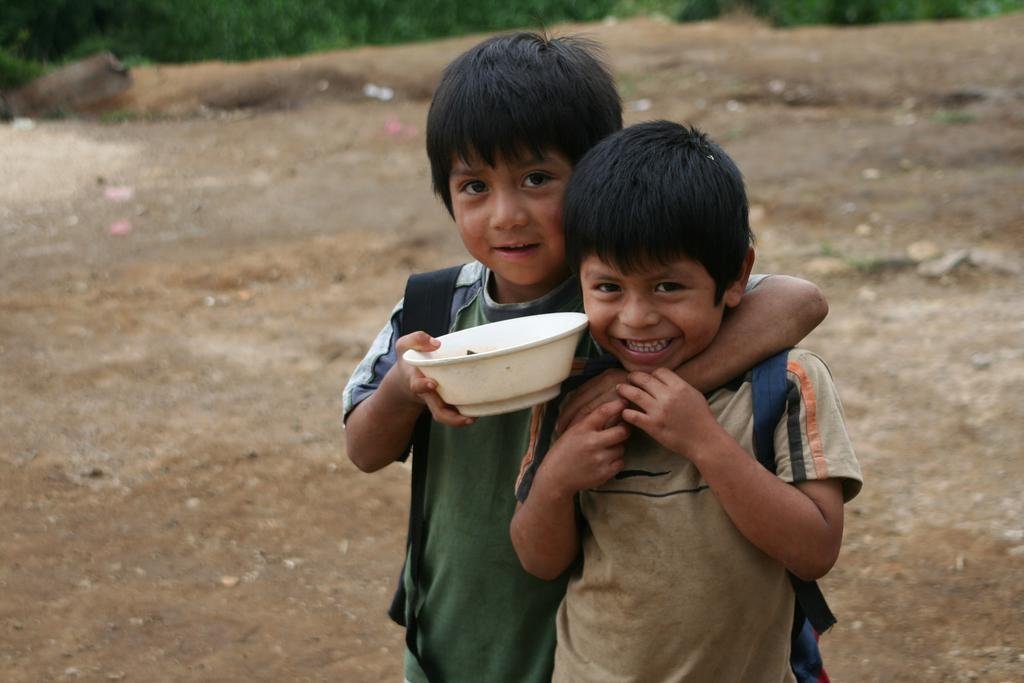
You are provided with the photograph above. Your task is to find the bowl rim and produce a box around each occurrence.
[403,312,588,368]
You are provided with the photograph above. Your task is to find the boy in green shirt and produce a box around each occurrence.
[343,34,828,682]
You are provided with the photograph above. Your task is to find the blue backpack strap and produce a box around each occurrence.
[751,349,836,681]
[751,349,791,473]
[387,265,463,682]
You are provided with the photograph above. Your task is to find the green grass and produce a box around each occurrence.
[933,109,976,124]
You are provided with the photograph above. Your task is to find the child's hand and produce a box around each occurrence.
[616,368,721,460]
[554,368,629,435]
[536,400,630,499]
[395,331,475,427]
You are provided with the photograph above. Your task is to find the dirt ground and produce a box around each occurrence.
[2,13,1023,682]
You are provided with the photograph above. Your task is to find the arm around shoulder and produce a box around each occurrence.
[677,274,828,392]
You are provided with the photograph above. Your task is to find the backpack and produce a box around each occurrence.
[390,266,833,682]
[752,349,835,683]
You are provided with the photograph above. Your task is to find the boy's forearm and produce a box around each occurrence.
[692,428,844,581]
[344,370,424,473]
[510,483,580,581]
[676,275,827,392]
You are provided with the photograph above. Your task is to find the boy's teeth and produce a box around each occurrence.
[623,339,670,353]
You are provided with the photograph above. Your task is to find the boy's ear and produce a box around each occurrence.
[722,247,755,308]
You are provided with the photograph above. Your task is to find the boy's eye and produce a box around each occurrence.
[655,282,683,292]
[462,180,487,195]
[595,283,620,293]
[524,172,550,188]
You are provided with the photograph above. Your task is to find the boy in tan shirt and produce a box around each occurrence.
[511,121,862,682]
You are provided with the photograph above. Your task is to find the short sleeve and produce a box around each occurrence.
[746,273,769,292]
[341,299,403,424]
[773,349,863,501]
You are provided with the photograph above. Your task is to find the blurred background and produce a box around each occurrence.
[2,2,1022,682]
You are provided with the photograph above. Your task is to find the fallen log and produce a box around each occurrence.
[2,52,132,118]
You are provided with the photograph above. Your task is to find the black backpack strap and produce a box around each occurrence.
[751,349,837,635]
[388,265,462,681]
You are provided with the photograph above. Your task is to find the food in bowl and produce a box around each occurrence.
[403,312,589,416]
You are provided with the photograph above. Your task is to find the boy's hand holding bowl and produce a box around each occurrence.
[402,312,588,417]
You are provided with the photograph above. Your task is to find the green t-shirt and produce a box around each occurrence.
[403,270,593,683]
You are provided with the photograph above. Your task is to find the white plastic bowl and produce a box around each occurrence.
[402,312,589,417]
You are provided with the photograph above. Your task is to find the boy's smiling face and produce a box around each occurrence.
[449,148,573,304]
[580,250,752,373]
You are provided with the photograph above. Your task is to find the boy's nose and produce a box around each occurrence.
[489,189,528,230]
[619,296,659,328]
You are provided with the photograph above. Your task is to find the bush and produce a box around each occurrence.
[677,0,1023,25]
[0,0,1020,68]
[0,47,44,90]
[0,0,624,65]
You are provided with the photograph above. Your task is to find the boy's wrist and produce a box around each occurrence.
[686,425,744,473]
[380,366,426,411]
[533,465,577,506]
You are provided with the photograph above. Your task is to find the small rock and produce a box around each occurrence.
[918,249,969,278]
[220,575,240,587]
[106,673,126,681]
[954,554,966,572]
[857,287,878,302]
[128,617,144,626]
[283,558,303,570]
[185,497,201,510]
[628,98,652,112]
[805,257,854,276]
[1007,545,1024,557]
[907,240,942,262]
[768,79,786,94]
[862,168,881,180]
[12,117,36,131]
[64,668,81,677]
[725,99,744,112]
[749,204,766,225]
[851,620,863,631]
[854,223,873,236]
[968,248,1022,275]
[970,353,992,370]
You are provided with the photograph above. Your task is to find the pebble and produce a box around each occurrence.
[185,497,201,510]
[907,240,942,262]
[855,223,873,236]
[968,248,1022,275]
[749,205,766,225]
[918,250,969,278]
[805,256,853,276]
[970,353,992,370]
[220,576,240,587]
[862,168,881,180]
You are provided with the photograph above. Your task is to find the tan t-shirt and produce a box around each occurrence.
[550,348,862,683]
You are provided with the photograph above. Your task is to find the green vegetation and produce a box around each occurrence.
[679,0,1022,24]
[1,0,1020,90]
